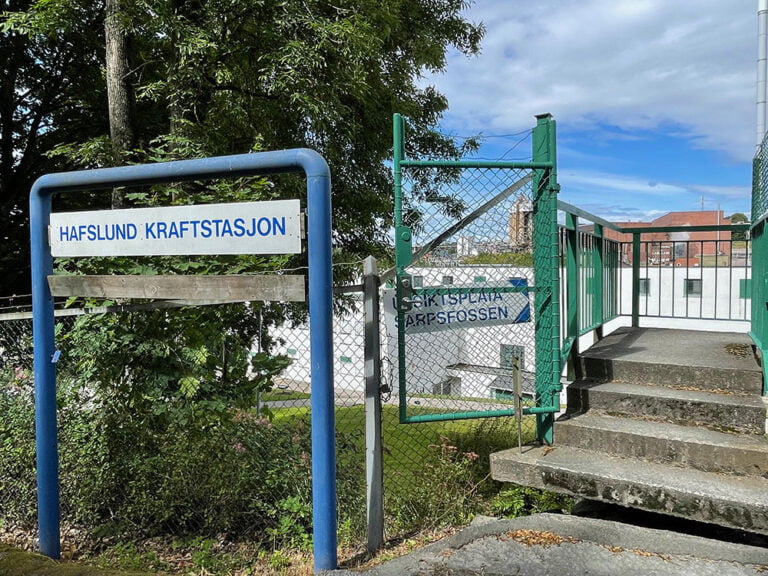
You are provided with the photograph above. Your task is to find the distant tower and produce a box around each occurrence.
[509,196,533,248]
[456,236,474,257]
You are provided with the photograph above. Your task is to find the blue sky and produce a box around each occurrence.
[425,0,758,222]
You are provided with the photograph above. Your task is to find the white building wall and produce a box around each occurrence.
[267,265,752,396]
[619,267,750,322]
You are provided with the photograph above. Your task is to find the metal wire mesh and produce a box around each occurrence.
[754,135,768,223]
[0,257,530,552]
[393,164,538,439]
[0,300,359,548]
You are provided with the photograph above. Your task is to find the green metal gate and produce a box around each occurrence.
[750,133,768,395]
[391,113,561,443]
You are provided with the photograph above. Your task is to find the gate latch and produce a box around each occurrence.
[399,274,414,311]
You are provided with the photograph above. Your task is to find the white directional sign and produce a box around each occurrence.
[383,279,530,335]
[49,200,302,257]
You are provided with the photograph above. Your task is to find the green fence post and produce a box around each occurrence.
[565,212,579,379]
[392,113,411,424]
[532,113,559,444]
[593,224,604,338]
[632,232,641,327]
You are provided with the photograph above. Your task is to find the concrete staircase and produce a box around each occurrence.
[490,327,768,534]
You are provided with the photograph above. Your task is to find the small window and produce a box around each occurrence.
[412,275,424,288]
[473,275,487,283]
[684,278,702,297]
[491,389,514,401]
[638,278,650,296]
[442,275,454,285]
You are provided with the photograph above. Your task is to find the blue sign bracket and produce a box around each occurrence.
[30,149,337,571]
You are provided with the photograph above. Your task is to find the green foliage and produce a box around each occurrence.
[729,212,749,223]
[58,304,291,435]
[93,542,170,573]
[2,0,485,295]
[0,380,367,548]
[463,252,534,266]
[0,0,108,297]
[0,374,37,527]
[266,496,313,550]
[387,438,485,533]
[490,486,572,518]
[729,212,749,242]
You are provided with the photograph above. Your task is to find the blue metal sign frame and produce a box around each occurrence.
[30,149,338,571]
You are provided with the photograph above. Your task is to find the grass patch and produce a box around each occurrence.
[0,543,155,576]
[269,403,536,482]
[260,390,311,402]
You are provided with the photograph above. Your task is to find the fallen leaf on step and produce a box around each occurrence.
[504,529,577,548]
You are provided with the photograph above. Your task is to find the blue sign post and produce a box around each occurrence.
[29,149,338,571]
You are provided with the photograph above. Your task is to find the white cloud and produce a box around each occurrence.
[556,168,752,221]
[431,0,757,162]
[562,171,689,196]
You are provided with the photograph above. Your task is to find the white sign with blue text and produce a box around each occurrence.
[49,200,302,257]
[383,278,530,334]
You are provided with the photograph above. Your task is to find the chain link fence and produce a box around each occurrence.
[0,256,529,557]
[394,157,540,433]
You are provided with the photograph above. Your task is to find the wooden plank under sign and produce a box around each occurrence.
[48,274,306,302]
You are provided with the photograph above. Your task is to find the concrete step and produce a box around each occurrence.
[566,380,766,434]
[578,327,762,394]
[490,445,768,535]
[556,412,768,476]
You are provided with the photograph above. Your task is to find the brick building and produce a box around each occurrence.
[589,211,732,266]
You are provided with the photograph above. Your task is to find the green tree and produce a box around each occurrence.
[4,0,483,266]
[728,212,748,242]
[0,0,108,298]
[1,0,485,407]
[2,3,485,538]
[2,0,485,408]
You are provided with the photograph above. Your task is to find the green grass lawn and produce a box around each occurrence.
[270,403,535,492]
[260,389,311,402]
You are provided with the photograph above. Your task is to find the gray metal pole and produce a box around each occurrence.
[363,256,384,552]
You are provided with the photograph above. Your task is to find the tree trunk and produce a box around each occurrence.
[105,0,137,208]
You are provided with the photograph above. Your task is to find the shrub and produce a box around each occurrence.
[491,486,573,518]
[0,372,36,527]
[0,378,367,552]
[387,438,485,534]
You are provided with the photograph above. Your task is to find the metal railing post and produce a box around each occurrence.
[632,233,641,327]
[593,224,604,339]
[532,113,559,445]
[565,212,579,378]
[363,256,384,552]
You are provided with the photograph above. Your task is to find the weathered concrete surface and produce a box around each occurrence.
[578,327,762,393]
[326,514,768,576]
[556,412,768,475]
[565,380,766,434]
[491,445,768,533]
[492,327,768,539]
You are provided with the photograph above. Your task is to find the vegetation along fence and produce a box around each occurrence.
[0,253,539,570]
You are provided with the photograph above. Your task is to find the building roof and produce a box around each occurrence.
[651,210,730,228]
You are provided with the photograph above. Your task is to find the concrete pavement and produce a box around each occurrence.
[326,512,768,575]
